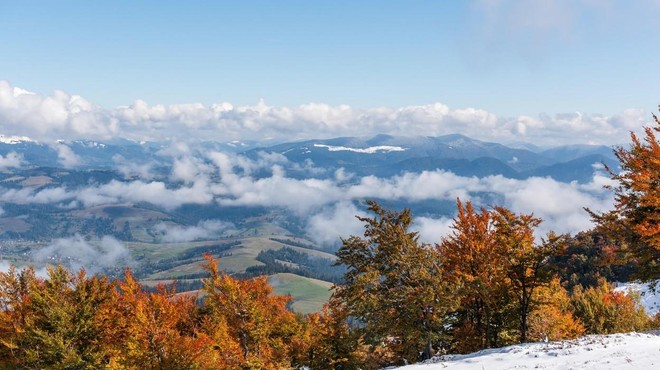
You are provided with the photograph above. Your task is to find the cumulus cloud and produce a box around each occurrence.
[151,220,233,242]
[0,81,118,140]
[0,80,651,146]
[51,142,82,168]
[32,235,132,274]
[414,216,455,244]
[170,156,214,184]
[305,202,367,246]
[113,154,157,180]
[0,152,23,170]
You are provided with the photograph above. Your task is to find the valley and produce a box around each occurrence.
[0,134,620,312]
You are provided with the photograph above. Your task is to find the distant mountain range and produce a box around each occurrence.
[0,134,618,183]
[245,134,618,183]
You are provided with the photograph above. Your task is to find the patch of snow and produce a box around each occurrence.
[314,144,406,154]
[227,140,246,147]
[76,140,106,148]
[615,281,660,316]
[396,332,660,370]
[0,135,34,144]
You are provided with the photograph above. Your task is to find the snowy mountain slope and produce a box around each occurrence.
[395,333,660,370]
[313,143,407,153]
[0,135,34,144]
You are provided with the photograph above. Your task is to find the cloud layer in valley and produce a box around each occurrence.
[31,235,132,274]
[0,150,616,246]
[0,81,650,147]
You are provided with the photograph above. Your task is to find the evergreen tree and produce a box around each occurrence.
[333,200,455,366]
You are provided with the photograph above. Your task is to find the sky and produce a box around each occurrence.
[1,1,659,119]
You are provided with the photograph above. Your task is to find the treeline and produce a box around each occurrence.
[0,257,319,370]
[246,247,345,283]
[136,241,238,277]
[0,202,657,370]
[329,200,658,367]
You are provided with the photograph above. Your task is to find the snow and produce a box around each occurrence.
[615,281,660,316]
[0,135,34,144]
[314,143,406,153]
[394,333,660,370]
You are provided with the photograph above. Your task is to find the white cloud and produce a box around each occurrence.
[305,202,367,246]
[32,235,132,274]
[112,154,157,180]
[0,80,651,146]
[51,142,82,168]
[414,216,455,244]
[151,220,233,242]
[0,149,615,238]
[171,156,213,184]
[0,152,23,170]
[0,81,118,140]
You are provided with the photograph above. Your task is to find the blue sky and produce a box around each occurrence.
[2,0,659,116]
[1,0,660,147]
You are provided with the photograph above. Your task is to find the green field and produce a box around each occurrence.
[268,273,334,314]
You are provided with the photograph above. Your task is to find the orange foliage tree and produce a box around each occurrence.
[200,254,303,370]
[571,278,649,334]
[589,108,660,281]
[492,206,565,343]
[112,270,217,370]
[437,200,511,351]
[0,265,117,369]
[527,277,584,341]
[438,200,563,350]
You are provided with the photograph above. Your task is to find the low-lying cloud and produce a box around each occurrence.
[0,150,615,245]
[32,235,132,274]
[151,220,233,243]
[0,152,23,170]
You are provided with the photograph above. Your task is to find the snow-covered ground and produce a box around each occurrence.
[395,332,660,370]
[615,281,660,316]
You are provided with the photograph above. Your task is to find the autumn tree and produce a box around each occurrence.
[0,265,117,369]
[588,108,660,282]
[550,230,637,291]
[571,278,649,334]
[437,200,510,351]
[492,207,565,343]
[333,200,455,366]
[200,254,303,369]
[0,266,37,368]
[114,270,217,370]
[527,277,584,342]
[438,200,563,350]
[298,302,364,370]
